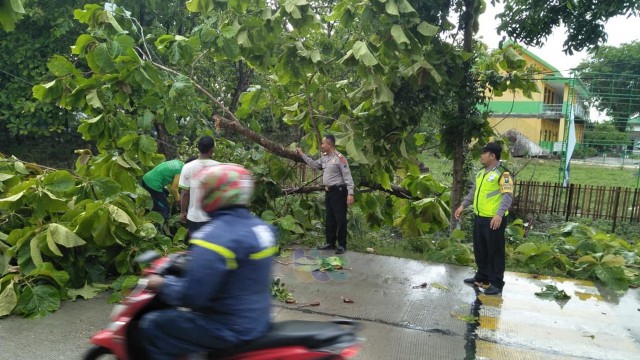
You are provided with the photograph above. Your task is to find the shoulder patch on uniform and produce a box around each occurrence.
[337,153,347,165]
[499,171,513,193]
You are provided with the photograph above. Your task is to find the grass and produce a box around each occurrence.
[421,155,640,189]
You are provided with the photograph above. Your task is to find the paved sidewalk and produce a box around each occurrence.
[0,250,638,359]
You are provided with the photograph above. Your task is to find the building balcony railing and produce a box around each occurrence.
[541,103,586,119]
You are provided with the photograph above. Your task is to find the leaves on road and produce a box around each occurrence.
[535,284,571,300]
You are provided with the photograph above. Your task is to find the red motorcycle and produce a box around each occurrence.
[83,251,364,360]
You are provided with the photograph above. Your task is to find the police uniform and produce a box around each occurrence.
[301,151,354,250]
[461,162,513,290]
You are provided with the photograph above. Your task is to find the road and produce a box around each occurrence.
[1,251,639,359]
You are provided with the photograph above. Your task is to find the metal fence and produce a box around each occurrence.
[513,181,640,231]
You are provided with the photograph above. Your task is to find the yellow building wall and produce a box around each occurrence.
[487,49,585,146]
[490,116,583,144]
[489,117,547,143]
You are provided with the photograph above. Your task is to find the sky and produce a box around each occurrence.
[477,3,640,77]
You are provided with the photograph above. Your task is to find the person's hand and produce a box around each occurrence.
[490,215,502,230]
[454,205,464,220]
[347,194,354,206]
[146,274,164,292]
[179,213,187,224]
[296,147,303,156]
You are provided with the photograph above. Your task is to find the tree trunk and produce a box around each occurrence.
[450,0,477,229]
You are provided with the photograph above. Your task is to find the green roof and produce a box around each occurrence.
[503,40,590,98]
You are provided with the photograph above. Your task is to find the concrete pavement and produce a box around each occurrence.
[1,250,639,359]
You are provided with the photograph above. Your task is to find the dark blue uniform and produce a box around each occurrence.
[140,207,277,359]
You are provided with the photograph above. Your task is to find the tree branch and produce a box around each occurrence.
[152,62,420,200]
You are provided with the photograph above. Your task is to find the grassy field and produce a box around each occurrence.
[422,156,640,189]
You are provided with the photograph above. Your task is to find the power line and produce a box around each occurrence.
[0,67,35,86]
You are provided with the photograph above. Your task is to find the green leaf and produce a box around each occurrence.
[391,25,410,45]
[534,284,571,300]
[138,135,157,154]
[0,280,17,317]
[15,284,61,318]
[0,173,15,182]
[67,282,108,301]
[261,210,276,222]
[601,254,625,267]
[107,204,137,233]
[10,0,25,13]
[30,232,44,266]
[86,89,103,109]
[47,55,78,77]
[114,251,131,274]
[352,41,378,67]
[47,223,87,249]
[71,34,97,55]
[92,177,122,198]
[28,262,70,287]
[594,265,628,291]
[385,0,399,16]
[0,0,24,31]
[279,215,297,231]
[237,30,252,48]
[221,20,242,38]
[186,0,214,13]
[0,190,26,209]
[417,21,439,37]
[576,255,598,264]
[42,170,75,194]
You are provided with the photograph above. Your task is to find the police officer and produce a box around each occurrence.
[454,142,513,295]
[297,135,354,254]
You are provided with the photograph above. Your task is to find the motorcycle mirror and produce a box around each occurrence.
[134,250,161,263]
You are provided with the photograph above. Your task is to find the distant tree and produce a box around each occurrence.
[0,0,89,141]
[583,121,631,152]
[494,0,640,54]
[575,41,640,131]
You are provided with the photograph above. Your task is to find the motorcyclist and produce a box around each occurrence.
[139,164,278,360]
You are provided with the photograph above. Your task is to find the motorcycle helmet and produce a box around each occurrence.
[196,163,254,213]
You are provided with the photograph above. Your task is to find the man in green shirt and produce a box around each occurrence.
[141,159,184,220]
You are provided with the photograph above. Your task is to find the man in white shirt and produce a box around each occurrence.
[179,136,220,235]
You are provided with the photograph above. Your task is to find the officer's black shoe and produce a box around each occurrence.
[317,244,336,250]
[335,247,346,255]
[483,285,502,295]
[463,277,477,284]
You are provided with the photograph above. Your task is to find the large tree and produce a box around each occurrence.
[494,0,640,54]
[575,41,640,131]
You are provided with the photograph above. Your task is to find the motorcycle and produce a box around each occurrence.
[83,251,364,360]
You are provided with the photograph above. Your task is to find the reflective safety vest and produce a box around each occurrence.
[473,165,512,217]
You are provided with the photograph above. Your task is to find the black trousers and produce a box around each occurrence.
[325,185,348,248]
[187,220,208,238]
[141,180,170,219]
[472,216,506,289]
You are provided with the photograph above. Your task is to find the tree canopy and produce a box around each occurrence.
[494,0,640,54]
[575,41,640,131]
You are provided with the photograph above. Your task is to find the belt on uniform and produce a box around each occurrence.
[325,184,346,192]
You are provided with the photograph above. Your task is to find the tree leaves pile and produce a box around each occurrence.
[0,154,187,318]
[506,221,640,291]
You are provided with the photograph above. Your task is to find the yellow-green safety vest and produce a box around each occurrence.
[473,166,510,217]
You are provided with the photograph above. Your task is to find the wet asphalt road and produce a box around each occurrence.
[1,251,639,359]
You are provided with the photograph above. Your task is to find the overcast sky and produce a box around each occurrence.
[477,3,640,76]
